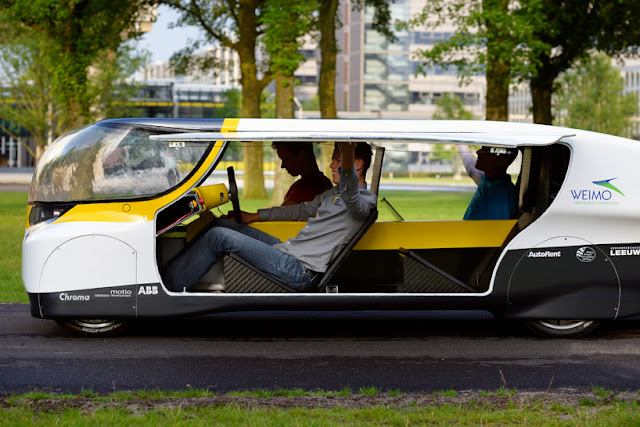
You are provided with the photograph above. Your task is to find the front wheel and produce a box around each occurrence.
[522,319,600,339]
[55,319,129,337]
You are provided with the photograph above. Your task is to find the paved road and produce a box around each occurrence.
[2,303,640,394]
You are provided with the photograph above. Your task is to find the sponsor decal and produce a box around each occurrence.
[527,250,562,258]
[59,293,90,302]
[110,289,132,298]
[138,285,158,295]
[576,246,597,263]
[570,178,624,206]
[94,288,133,299]
[609,246,640,257]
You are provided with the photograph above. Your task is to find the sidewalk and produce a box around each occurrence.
[0,167,33,185]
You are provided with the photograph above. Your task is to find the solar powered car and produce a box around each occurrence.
[22,118,640,337]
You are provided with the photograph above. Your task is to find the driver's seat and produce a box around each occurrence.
[228,208,378,293]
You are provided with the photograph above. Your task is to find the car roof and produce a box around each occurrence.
[147,119,575,148]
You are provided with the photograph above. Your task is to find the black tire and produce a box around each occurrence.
[522,319,600,339]
[55,319,129,337]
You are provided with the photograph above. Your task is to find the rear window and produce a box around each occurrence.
[30,122,211,203]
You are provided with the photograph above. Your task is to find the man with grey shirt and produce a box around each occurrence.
[164,142,376,293]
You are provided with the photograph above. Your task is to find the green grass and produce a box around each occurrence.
[3,389,640,425]
[0,192,28,303]
[227,189,473,222]
[1,190,471,303]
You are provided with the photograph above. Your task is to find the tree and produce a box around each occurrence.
[0,33,55,162]
[408,0,547,121]
[0,5,150,164]
[262,0,315,205]
[554,53,638,137]
[529,0,640,124]
[92,43,151,120]
[0,0,153,130]
[214,88,242,119]
[315,0,395,177]
[432,94,474,120]
[164,0,271,198]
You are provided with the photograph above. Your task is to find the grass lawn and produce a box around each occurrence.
[0,192,27,303]
[2,388,640,425]
[1,190,471,303]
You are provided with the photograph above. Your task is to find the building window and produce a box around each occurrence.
[364,83,409,111]
[298,49,316,61]
[365,0,408,21]
[295,75,317,86]
[364,53,409,81]
[364,24,409,51]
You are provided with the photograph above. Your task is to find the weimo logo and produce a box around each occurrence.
[570,178,624,205]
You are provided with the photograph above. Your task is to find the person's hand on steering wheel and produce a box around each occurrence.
[221,210,259,224]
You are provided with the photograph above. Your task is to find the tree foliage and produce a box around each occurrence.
[0,3,150,163]
[214,88,242,119]
[409,0,640,125]
[529,0,640,124]
[408,0,548,121]
[262,0,314,205]
[0,0,153,129]
[164,0,270,198]
[554,53,638,137]
[432,94,474,120]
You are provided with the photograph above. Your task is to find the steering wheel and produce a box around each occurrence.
[227,166,242,223]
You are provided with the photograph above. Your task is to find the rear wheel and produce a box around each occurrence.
[523,319,600,338]
[55,319,129,337]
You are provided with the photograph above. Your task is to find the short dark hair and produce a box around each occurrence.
[334,142,373,174]
[272,141,315,157]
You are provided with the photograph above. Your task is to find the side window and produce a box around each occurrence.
[374,143,478,221]
[519,144,570,215]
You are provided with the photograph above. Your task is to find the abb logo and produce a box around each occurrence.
[138,285,158,295]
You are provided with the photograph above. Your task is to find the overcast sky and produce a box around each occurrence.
[138,5,202,64]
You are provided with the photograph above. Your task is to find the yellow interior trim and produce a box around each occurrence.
[250,220,517,250]
[54,118,241,224]
[25,205,32,228]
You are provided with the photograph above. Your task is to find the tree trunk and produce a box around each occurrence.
[530,60,557,125]
[483,0,510,122]
[484,61,509,121]
[318,0,339,178]
[237,1,268,199]
[269,73,297,206]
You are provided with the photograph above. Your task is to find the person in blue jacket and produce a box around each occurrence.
[458,145,518,220]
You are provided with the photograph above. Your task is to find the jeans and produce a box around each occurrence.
[164,219,318,292]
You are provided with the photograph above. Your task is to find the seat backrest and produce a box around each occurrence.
[315,208,378,292]
[370,146,385,196]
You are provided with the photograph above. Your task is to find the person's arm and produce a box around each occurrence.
[258,194,323,222]
[336,142,374,220]
[458,145,483,187]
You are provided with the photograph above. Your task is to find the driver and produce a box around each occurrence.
[164,142,375,293]
[458,145,518,220]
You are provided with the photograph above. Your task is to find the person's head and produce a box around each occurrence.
[329,142,373,184]
[475,146,518,178]
[272,141,316,177]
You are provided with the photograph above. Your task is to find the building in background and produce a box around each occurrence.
[335,0,484,119]
[141,44,241,87]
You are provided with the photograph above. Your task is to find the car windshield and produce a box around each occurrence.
[29,122,211,203]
